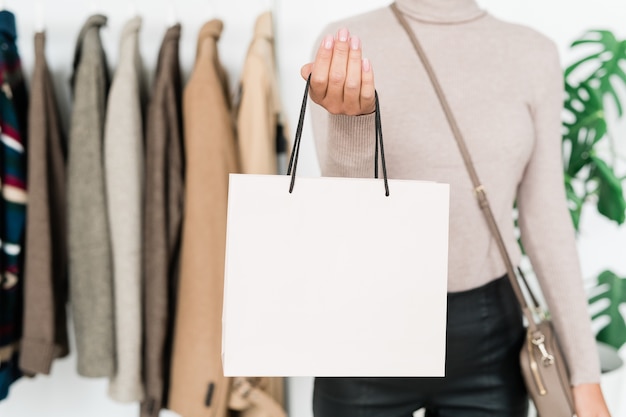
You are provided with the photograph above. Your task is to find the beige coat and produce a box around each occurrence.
[168,20,239,417]
[233,11,287,416]
[236,11,289,175]
[104,16,145,403]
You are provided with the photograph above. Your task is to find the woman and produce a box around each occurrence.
[301,0,611,416]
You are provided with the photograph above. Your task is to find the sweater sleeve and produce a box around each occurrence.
[311,102,377,178]
[308,21,379,178]
[517,41,600,385]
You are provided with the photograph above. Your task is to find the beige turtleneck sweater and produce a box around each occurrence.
[311,0,600,386]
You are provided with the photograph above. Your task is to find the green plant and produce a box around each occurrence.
[563,30,626,350]
[589,271,626,349]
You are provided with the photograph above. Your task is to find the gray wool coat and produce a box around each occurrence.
[67,14,115,378]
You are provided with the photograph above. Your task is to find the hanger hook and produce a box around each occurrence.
[35,0,45,32]
[207,0,217,18]
[166,0,178,25]
[128,0,138,17]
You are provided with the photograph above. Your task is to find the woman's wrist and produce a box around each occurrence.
[572,383,611,417]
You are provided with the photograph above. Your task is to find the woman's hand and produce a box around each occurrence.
[573,383,611,417]
[300,28,376,116]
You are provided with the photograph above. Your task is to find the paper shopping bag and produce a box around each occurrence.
[222,174,449,377]
[222,77,450,377]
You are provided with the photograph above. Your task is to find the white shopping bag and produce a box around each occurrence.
[222,79,450,377]
[222,174,450,377]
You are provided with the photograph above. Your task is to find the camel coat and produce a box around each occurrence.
[168,19,238,417]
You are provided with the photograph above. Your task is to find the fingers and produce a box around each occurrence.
[309,34,334,102]
[344,36,362,115]
[306,27,375,115]
[360,58,375,114]
[326,28,351,111]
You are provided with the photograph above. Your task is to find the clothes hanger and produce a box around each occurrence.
[166,0,178,26]
[90,0,101,14]
[35,0,45,32]
[267,0,279,34]
[127,0,138,18]
[261,0,279,24]
[207,0,218,20]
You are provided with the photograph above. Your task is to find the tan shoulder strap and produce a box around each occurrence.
[389,2,541,330]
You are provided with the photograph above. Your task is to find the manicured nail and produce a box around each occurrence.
[323,34,333,49]
[338,28,349,42]
[350,36,360,51]
[362,58,371,72]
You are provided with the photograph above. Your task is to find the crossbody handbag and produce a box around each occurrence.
[390,3,576,416]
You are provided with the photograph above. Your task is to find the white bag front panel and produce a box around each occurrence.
[223,174,449,377]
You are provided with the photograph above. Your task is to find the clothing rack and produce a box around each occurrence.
[0,4,286,415]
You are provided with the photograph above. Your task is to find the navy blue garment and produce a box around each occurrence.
[0,9,28,401]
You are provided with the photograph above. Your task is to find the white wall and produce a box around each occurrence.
[1,0,625,416]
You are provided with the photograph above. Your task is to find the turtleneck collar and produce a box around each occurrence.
[394,0,486,24]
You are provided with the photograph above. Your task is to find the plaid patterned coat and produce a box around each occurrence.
[0,10,28,400]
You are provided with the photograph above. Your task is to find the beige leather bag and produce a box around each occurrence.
[390,4,576,416]
[520,320,575,415]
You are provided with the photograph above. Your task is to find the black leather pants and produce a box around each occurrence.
[313,276,528,417]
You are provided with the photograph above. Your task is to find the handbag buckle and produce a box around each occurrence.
[531,333,555,366]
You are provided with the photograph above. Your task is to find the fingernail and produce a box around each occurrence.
[362,58,371,72]
[350,36,360,51]
[338,28,349,42]
[323,34,333,49]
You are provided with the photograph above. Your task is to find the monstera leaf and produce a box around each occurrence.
[590,270,626,350]
[565,30,626,116]
[564,176,584,230]
[561,30,626,230]
[562,80,607,178]
[561,79,615,229]
[589,155,626,224]
[550,30,626,350]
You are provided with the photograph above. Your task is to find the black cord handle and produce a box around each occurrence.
[287,74,390,197]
